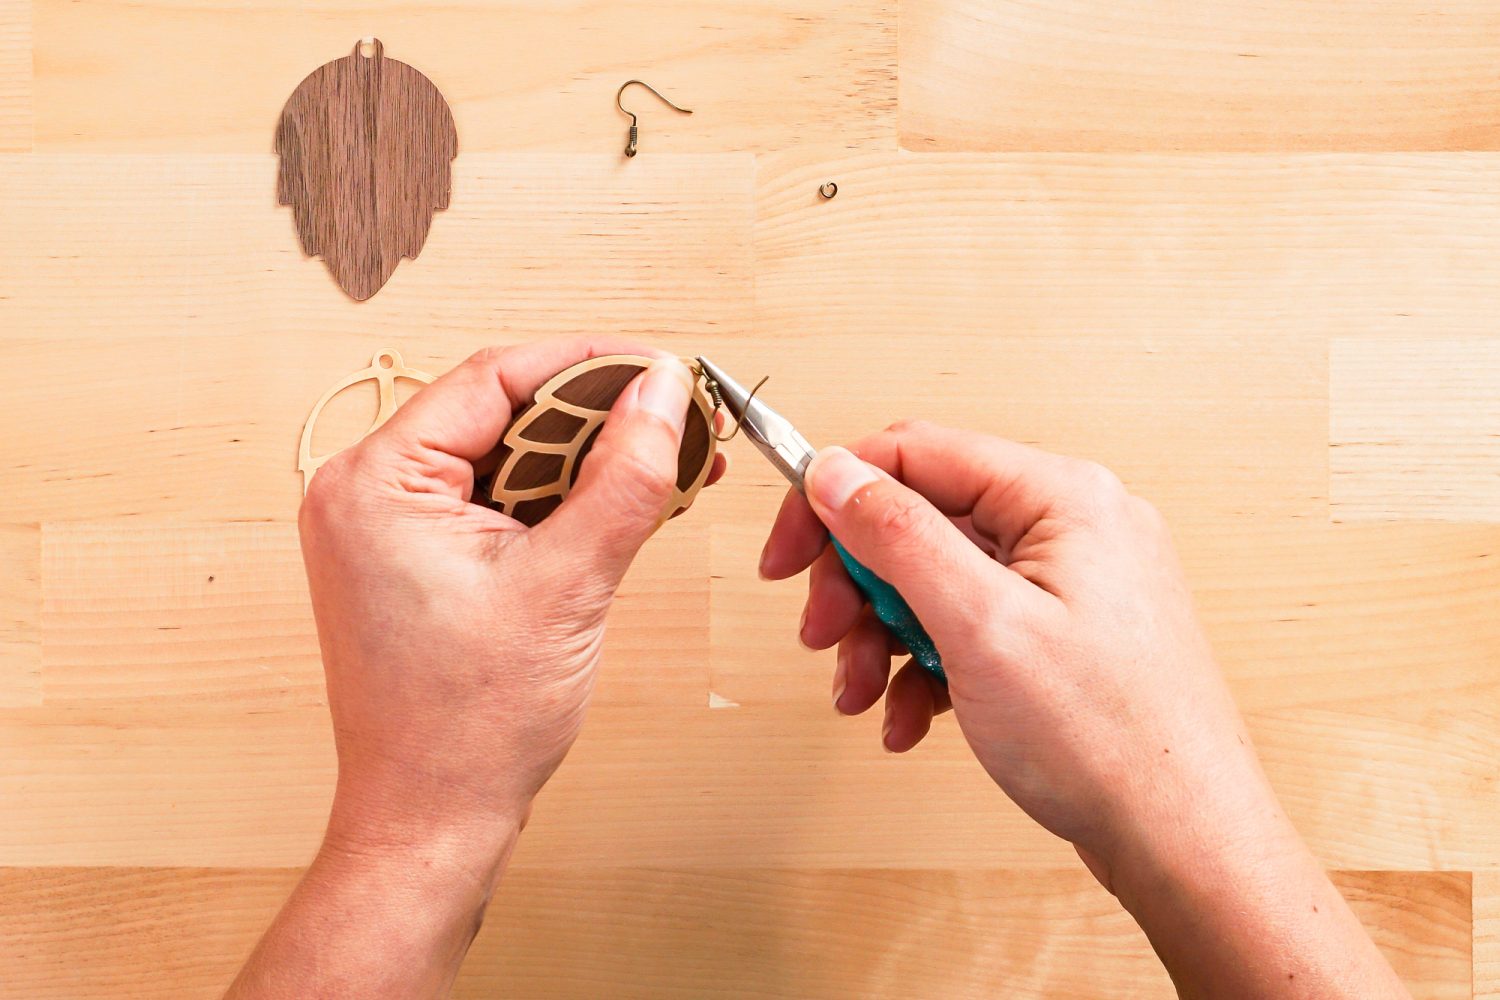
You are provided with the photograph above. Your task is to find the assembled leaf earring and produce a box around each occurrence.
[485,355,717,525]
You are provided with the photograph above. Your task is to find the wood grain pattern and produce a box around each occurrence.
[40,522,317,710]
[1331,338,1500,521]
[751,152,1500,525]
[34,518,708,714]
[31,0,896,153]
[1478,870,1500,998]
[0,152,752,522]
[8,689,1492,873]
[0,867,299,1000]
[0,704,336,867]
[899,0,1500,152]
[0,866,1468,1000]
[0,523,40,707]
[487,355,716,525]
[276,38,457,300]
[0,0,29,151]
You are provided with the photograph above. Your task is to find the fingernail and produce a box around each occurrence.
[636,358,693,428]
[806,447,879,511]
[832,647,848,713]
[797,603,810,648]
[757,544,772,580]
[881,712,896,753]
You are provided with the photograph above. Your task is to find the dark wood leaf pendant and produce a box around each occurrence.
[487,355,717,526]
[275,38,458,301]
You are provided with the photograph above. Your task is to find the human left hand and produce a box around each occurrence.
[299,339,720,877]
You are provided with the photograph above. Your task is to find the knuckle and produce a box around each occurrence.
[465,345,508,371]
[299,453,358,531]
[1077,459,1126,497]
[1129,494,1165,526]
[383,431,455,485]
[1060,459,1130,524]
[884,417,929,436]
[870,489,929,547]
[607,437,677,508]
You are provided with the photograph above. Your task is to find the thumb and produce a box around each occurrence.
[538,357,695,584]
[803,446,1018,645]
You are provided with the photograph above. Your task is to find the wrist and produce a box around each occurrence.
[323,779,529,899]
[1098,794,1408,998]
[1110,804,1313,925]
[1098,770,1337,980]
[1085,726,1300,904]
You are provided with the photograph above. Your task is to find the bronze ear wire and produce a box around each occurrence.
[616,80,692,157]
[690,360,768,443]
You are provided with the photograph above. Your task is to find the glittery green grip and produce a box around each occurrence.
[830,537,945,681]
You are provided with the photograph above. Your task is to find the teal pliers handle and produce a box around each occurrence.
[830,537,944,681]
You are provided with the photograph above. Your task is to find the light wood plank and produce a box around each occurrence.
[38,518,708,709]
[0,153,753,522]
[1177,521,1500,715]
[1478,871,1499,998]
[0,523,40,706]
[0,867,297,1000]
[0,704,336,867]
[899,0,1500,152]
[754,152,1500,523]
[32,0,894,153]
[1328,871,1472,1000]
[40,522,316,708]
[0,866,1468,999]
[0,699,1058,868]
[708,511,1500,872]
[709,511,1500,714]
[0,0,29,151]
[8,689,1492,872]
[756,153,1500,341]
[1332,338,1500,521]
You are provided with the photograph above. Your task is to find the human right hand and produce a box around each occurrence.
[760,419,1273,871]
[759,420,1409,998]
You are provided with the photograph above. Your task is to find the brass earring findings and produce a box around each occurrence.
[616,80,692,157]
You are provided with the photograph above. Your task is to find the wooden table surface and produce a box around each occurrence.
[3,1,1499,997]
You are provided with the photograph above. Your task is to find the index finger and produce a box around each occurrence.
[759,420,1078,579]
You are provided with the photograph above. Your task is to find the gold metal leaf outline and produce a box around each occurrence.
[298,348,436,493]
[488,355,715,522]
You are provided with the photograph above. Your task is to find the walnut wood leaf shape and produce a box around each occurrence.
[275,38,458,301]
[487,355,716,526]
[298,348,435,493]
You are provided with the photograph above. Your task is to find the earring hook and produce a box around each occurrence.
[689,359,769,443]
[616,80,692,157]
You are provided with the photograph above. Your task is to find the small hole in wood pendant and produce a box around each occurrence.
[358,38,377,58]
